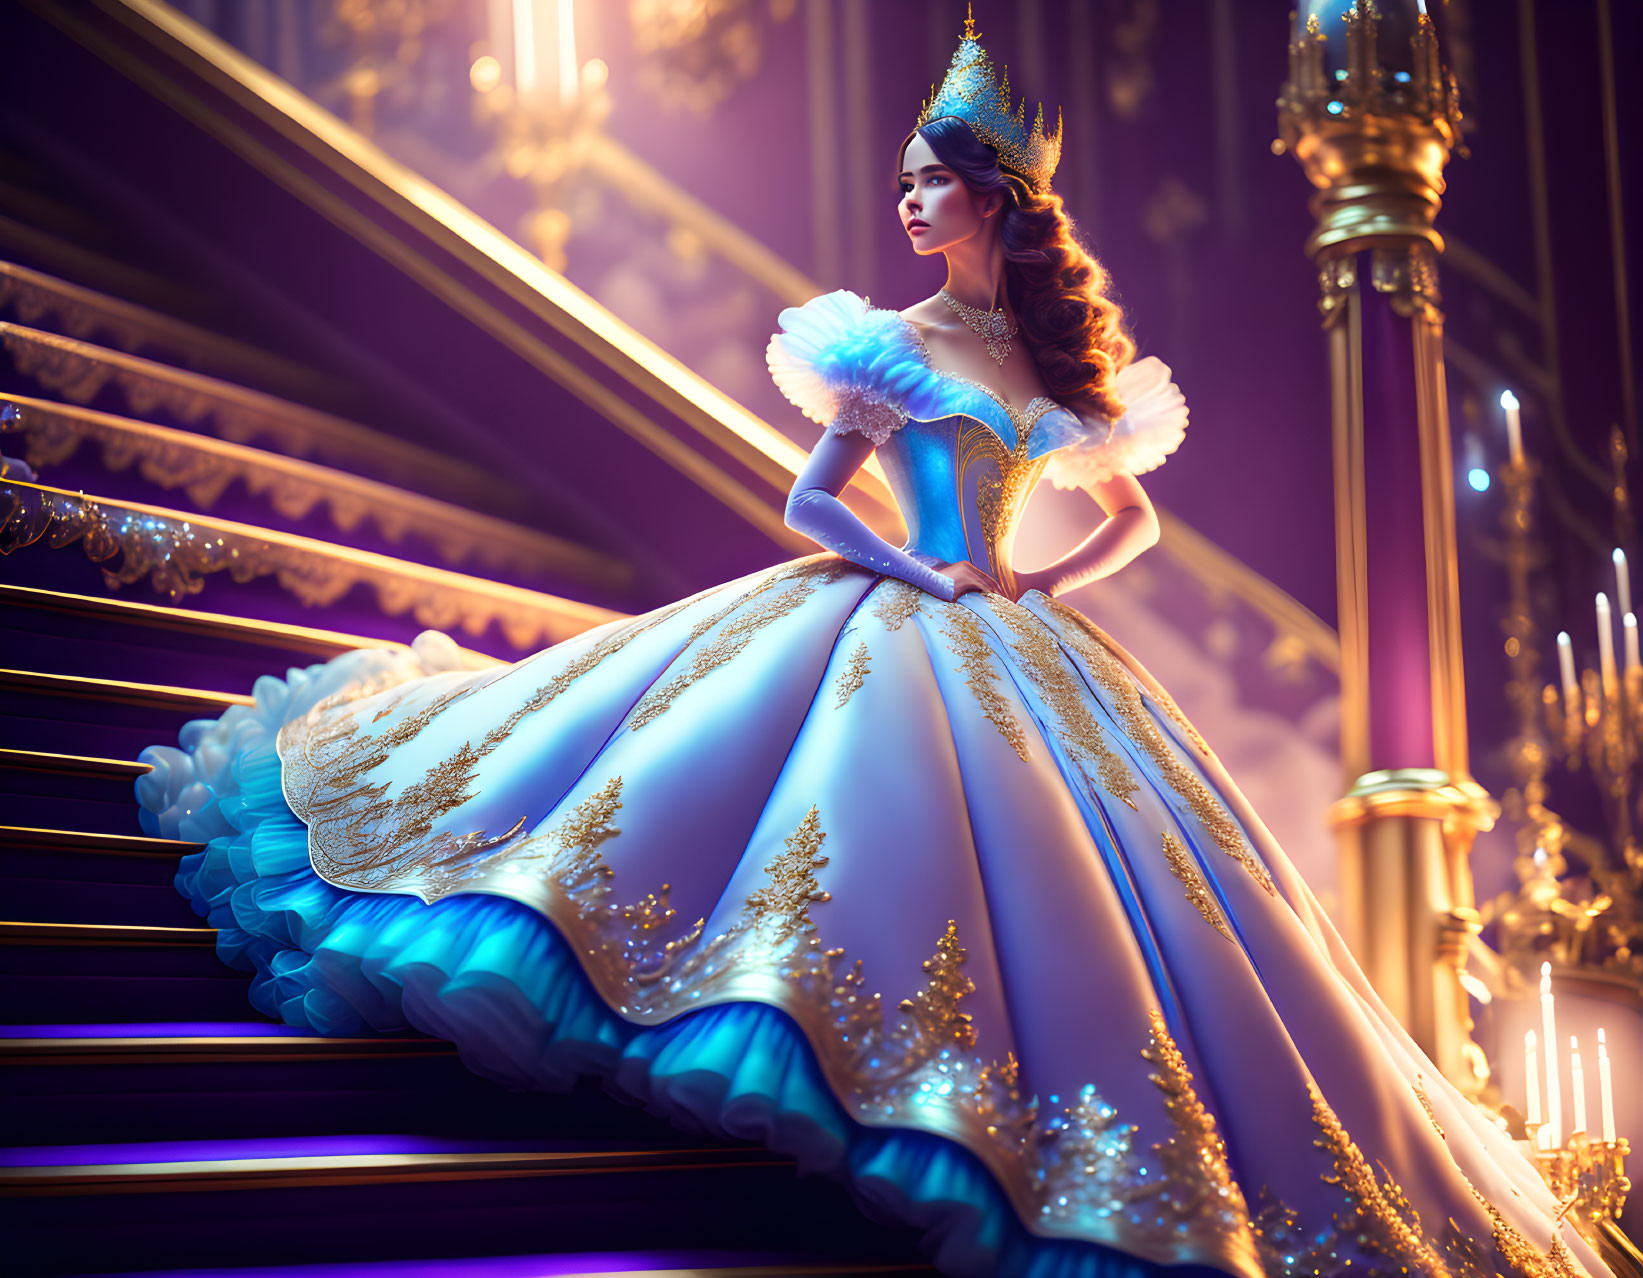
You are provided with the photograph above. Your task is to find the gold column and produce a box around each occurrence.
[1277,1,1497,1094]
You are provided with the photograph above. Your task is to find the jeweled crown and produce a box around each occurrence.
[916,5,1063,195]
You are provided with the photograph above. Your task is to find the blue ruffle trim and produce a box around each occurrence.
[153,737,1203,1278]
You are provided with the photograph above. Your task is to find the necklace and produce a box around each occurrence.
[938,287,1018,365]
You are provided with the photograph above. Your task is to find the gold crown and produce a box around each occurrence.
[915,4,1063,194]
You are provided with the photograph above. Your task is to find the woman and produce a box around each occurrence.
[137,15,1614,1278]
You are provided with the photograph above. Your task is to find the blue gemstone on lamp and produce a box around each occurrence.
[1326,100,1345,115]
[1467,468,1490,492]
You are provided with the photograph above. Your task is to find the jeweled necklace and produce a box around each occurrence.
[938,286,1017,365]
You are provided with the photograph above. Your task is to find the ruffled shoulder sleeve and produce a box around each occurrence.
[1039,356,1189,491]
[765,289,927,446]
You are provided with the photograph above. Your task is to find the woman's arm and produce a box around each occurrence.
[1014,470,1161,600]
[785,428,959,601]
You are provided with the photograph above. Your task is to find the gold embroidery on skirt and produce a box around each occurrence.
[1141,1008,1259,1259]
[1161,831,1235,942]
[870,578,923,631]
[1041,598,1277,898]
[935,600,1031,762]
[1246,1080,1592,1278]
[470,793,1267,1266]
[1413,1077,1446,1139]
[277,557,843,894]
[628,558,854,730]
[988,595,1139,809]
[834,640,871,708]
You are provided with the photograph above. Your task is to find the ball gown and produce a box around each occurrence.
[135,290,1614,1278]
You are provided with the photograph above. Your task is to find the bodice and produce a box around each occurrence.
[877,398,1073,597]
[765,288,1192,594]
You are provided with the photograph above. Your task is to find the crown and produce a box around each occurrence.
[915,4,1063,194]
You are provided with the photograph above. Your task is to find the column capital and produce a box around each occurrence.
[1327,767,1499,835]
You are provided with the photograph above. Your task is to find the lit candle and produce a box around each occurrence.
[1598,1028,1616,1143]
[555,0,578,107]
[1558,631,1579,721]
[1615,548,1633,622]
[512,0,541,95]
[1597,593,1618,700]
[1571,1035,1588,1137]
[1541,962,1562,1149]
[1627,613,1640,675]
[1501,389,1523,465]
[1525,1029,1542,1127]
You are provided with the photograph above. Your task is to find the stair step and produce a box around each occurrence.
[2,1047,739,1149]
[0,214,199,318]
[1,481,623,654]
[0,824,195,857]
[0,973,255,1024]
[0,260,350,403]
[1,1021,453,1063]
[0,1135,790,1193]
[0,751,149,835]
[0,751,151,835]
[41,1260,935,1278]
[0,667,252,712]
[0,1146,935,1274]
[0,581,438,659]
[0,910,240,1023]
[0,666,251,758]
[0,391,630,588]
[0,582,499,700]
[0,748,150,780]
[3,874,200,928]
[0,322,522,511]
[0,920,217,946]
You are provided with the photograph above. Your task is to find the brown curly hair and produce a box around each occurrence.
[900,116,1134,422]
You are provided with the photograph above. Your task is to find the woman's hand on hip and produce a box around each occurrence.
[930,559,1003,599]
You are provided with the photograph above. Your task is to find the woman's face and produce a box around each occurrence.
[897,130,1000,257]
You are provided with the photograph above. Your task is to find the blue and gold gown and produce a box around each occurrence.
[136,290,1613,1278]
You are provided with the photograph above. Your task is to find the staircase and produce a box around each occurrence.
[0,87,935,1278]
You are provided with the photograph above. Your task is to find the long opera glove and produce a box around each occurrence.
[785,428,958,602]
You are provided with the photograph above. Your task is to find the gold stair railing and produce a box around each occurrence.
[0,322,509,505]
[0,582,500,664]
[0,392,630,585]
[1,481,624,649]
[0,260,344,401]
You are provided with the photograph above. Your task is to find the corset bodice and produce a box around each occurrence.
[878,397,1076,597]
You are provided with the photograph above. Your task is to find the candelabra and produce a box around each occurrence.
[1488,394,1640,979]
[1481,394,1638,1246]
[469,48,611,271]
[1525,1131,1632,1226]
[1519,971,1630,1229]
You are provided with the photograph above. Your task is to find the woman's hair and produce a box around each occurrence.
[900,116,1134,422]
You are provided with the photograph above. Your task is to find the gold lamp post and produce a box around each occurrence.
[1277,0,1497,1094]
